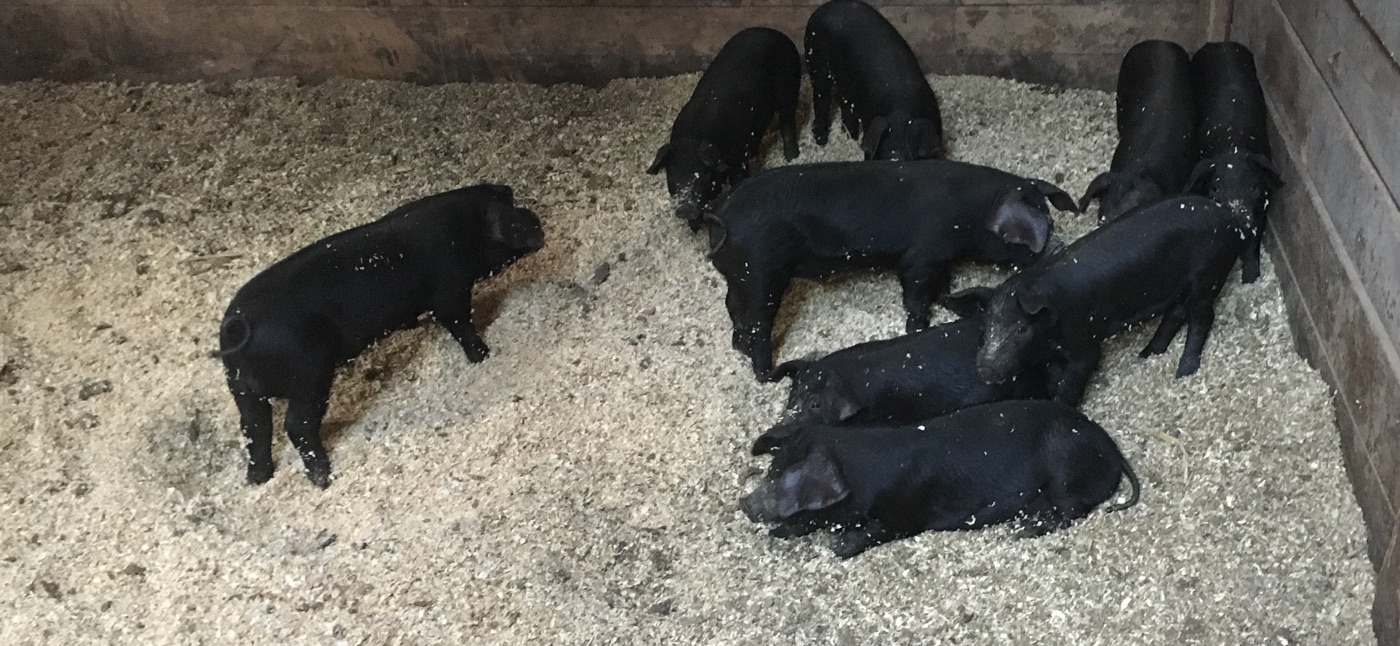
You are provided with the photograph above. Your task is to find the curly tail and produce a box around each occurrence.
[218,314,252,357]
[1106,455,1142,513]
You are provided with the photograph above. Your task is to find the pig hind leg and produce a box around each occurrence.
[1240,227,1264,283]
[776,70,801,160]
[285,396,334,488]
[807,46,835,146]
[1140,302,1189,358]
[233,392,276,485]
[1175,283,1226,377]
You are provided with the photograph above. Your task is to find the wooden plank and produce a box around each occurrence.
[1277,0,1400,218]
[1232,0,1400,360]
[1,1,1216,88]
[1268,118,1399,569]
[1353,0,1400,66]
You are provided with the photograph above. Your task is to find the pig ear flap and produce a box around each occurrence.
[484,201,513,244]
[940,287,993,318]
[697,141,729,173]
[646,143,675,175]
[1248,154,1284,190]
[775,450,850,517]
[1029,179,1079,213]
[1016,287,1053,318]
[751,423,800,456]
[817,374,862,423]
[859,116,890,159]
[988,192,1052,254]
[1184,158,1216,194]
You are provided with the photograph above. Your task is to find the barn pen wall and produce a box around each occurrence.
[0,0,1229,90]
[4,0,1398,640]
[1231,0,1400,641]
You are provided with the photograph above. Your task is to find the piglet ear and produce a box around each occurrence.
[697,141,729,173]
[775,450,850,518]
[987,192,1052,254]
[1248,153,1283,190]
[859,116,890,159]
[1184,158,1215,195]
[940,287,993,318]
[818,374,862,422]
[646,143,674,175]
[1016,287,1050,316]
[1027,179,1079,213]
[751,423,800,456]
[484,201,512,244]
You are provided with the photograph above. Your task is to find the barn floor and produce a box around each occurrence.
[0,73,1375,644]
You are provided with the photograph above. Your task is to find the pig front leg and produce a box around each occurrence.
[437,291,490,363]
[830,520,894,559]
[898,258,952,333]
[724,270,791,378]
[233,392,276,485]
[285,396,333,488]
[778,97,800,161]
[1240,231,1263,284]
[1052,339,1102,407]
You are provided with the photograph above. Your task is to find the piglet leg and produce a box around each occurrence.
[1240,233,1263,284]
[898,259,951,333]
[234,392,276,485]
[1053,341,1102,407]
[724,270,791,378]
[808,50,834,146]
[1175,300,1220,378]
[285,397,333,488]
[830,520,894,559]
[437,291,490,363]
[1140,303,1188,358]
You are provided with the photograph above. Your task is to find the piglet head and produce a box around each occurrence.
[861,115,945,161]
[979,187,1056,266]
[480,199,545,274]
[1186,153,1282,230]
[975,285,1055,385]
[647,140,729,225]
[742,449,849,522]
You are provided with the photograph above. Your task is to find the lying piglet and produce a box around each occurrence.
[704,159,1078,377]
[742,400,1141,558]
[1080,40,1198,220]
[1186,41,1282,284]
[648,27,802,228]
[218,184,544,488]
[944,195,1245,407]
[805,0,944,160]
[759,315,1052,446]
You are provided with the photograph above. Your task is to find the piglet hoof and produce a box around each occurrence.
[463,342,490,364]
[304,465,334,489]
[828,533,873,559]
[1241,265,1260,284]
[1138,345,1165,359]
[1174,355,1202,379]
[246,464,274,486]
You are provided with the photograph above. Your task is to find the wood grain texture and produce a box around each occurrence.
[1352,0,1400,66]
[1,0,1218,88]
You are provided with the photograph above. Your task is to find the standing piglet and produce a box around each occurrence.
[1080,40,1198,220]
[704,159,1078,377]
[1186,41,1282,284]
[647,27,802,229]
[741,400,1141,558]
[757,315,1053,448]
[218,184,544,488]
[805,0,944,160]
[944,195,1245,406]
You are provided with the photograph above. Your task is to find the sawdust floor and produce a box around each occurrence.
[0,73,1375,644]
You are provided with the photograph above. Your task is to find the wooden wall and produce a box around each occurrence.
[1231,0,1400,641]
[0,0,1228,90]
